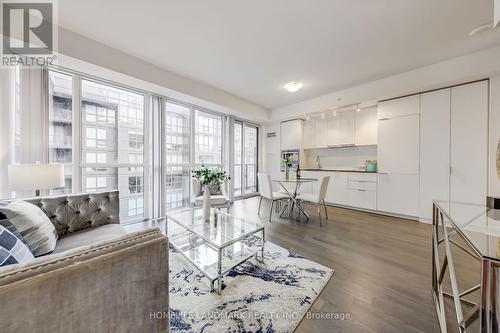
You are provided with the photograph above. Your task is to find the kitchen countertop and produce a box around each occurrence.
[300,168,377,173]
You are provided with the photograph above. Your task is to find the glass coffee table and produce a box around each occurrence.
[166,208,265,294]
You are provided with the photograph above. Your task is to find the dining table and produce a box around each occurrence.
[271,177,318,220]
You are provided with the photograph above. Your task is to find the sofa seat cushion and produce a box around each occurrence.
[52,224,127,254]
[0,200,58,256]
[0,225,34,267]
[193,195,228,206]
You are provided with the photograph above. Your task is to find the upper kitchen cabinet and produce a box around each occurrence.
[378,95,420,119]
[377,114,420,174]
[303,117,328,149]
[327,115,341,146]
[303,119,315,149]
[355,106,377,146]
[340,111,356,145]
[281,119,303,150]
[327,111,356,146]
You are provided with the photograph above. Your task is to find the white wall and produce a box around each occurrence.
[303,146,377,169]
[58,28,270,123]
[489,75,500,197]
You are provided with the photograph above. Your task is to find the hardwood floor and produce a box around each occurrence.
[126,196,480,332]
[227,196,480,333]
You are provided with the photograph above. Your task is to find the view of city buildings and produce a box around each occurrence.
[48,72,145,221]
[47,71,257,218]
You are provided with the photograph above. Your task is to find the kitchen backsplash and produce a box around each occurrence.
[303,146,377,169]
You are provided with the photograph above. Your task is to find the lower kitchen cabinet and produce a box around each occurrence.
[377,174,419,217]
[325,172,349,205]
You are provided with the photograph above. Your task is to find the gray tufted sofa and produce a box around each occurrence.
[0,191,169,333]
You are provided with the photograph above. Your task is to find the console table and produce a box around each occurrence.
[432,200,500,332]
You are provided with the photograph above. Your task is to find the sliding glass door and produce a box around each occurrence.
[233,121,258,197]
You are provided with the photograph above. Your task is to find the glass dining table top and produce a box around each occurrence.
[272,177,318,183]
[434,200,500,261]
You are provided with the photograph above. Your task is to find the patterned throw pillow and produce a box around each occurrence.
[0,201,58,257]
[0,224,34,267]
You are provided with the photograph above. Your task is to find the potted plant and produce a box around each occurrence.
[192,167,230,221]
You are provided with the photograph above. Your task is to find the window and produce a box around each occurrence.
[81,79,145,222]
[128,130,144,149]
[164,102,191,210]
[128,175,143,194]
[233,122,258,197]
[128,198,144,216]
[48,71,73,194]
[194,110,222,165]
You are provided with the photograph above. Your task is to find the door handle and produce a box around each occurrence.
[378,118,390,121]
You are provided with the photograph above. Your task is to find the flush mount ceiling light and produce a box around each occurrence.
[284,82,303,92]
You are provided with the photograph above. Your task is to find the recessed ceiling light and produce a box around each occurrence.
[284,82,303,92]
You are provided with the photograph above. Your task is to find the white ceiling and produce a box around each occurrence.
[58,0,500,110]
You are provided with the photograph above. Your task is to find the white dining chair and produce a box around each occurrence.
[257,173,289,222]
[296,176,330,226]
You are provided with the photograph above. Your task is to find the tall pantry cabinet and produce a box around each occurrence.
[419,81,488,220]
[378,80,488,220]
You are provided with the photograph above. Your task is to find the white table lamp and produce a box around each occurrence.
[8,163,65,196]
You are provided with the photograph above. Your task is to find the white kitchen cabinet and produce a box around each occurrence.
[340,111,356,145]
[316,118,328,148]
[303,119,315,149]
[355,107,377,146]
[299,171,315,194]
[325,172,349,205]
[281,119,303,150]
[303,118,328,149]
[327,116,341,146]
[419,89,451,220]
[378,95,420,119]
[348,189,377,210]
[377,174,419,217]
[450,81,488,205]
[377,114,420,174]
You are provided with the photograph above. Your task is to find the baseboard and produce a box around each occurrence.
[323,202,420,222]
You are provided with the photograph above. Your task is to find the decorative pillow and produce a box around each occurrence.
[0,201,58,257]
[0,224,34,267]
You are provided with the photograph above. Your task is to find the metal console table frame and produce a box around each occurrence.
[432,200,499,332]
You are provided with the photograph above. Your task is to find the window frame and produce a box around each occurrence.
[48,67,150,224]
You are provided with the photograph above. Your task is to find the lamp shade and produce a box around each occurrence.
[8,164,65,191]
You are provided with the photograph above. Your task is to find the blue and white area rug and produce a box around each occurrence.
[169,241,334,333]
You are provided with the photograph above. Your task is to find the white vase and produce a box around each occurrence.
[203,184,211,222]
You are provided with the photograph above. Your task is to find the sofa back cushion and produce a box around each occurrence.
[25,191,120,237]
[0,223,35,266]
[0,201,58,256]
